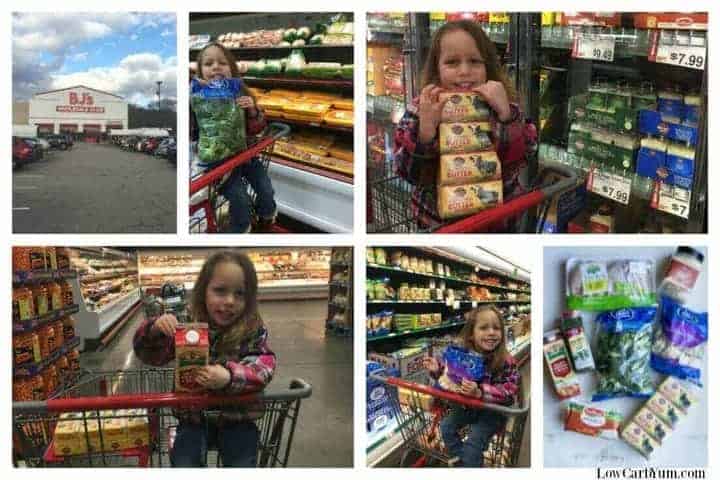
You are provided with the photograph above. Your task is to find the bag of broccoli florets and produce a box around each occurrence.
[190,77,247,164]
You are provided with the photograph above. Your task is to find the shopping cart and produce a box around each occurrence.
[369,370,529,467]
[13,368,312,468]
[189,122,291,234]
[368,160,578,233]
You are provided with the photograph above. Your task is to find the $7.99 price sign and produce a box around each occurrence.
[572,33,615,62]
[587,169,631,205]
[650,43,706,70]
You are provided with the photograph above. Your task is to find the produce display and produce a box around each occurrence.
[245,50,353,80]
[214,17,353,49]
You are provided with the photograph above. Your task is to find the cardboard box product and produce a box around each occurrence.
[636,138,668,179]
[368,346,428,378]
[438,151,501,186]
[664,144,695,189]
[439,92,491,123]
[638,110,698,146]
[175,323,209,393]
[438,122,492,155]
[53,412,87,456]
[100,416,130,451]
[437,180,503,220]
[124,409,150,447]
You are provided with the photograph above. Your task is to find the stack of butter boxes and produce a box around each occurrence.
[54,409,150,456]
[437,92,503,220]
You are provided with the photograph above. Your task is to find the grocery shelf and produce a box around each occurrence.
[12,269,78,285]
[243,76,352,90]
[265,115,353,134]
[367,299,530,306]
[14,336,81,379]
[367,263,531,294]
[79,270,138,282]
[366,417,405,466]
[367,320,465,343]
[13,304,80,334]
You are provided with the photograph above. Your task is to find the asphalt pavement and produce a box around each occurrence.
[13,142,176,233]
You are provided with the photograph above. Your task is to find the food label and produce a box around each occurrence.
[439,92,491,123]
[544,338,581,399]
[572,33,615,62]
[438,122,492,155]
[579,262,609,296]
[647,392,685,428]
[664,259,700,290]
[654,182,691,219]
[438,151,501,186]
[437,180,503,219]
[566,329,595,371]
[175,324,209,392]
[16,296,33,321]
[649,41,706,71]
[632,407,671,443]
[621,421,660,459]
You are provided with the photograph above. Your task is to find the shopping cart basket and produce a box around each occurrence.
[368,161,577,233]
[369,371,529,467]
[189,122,291,233]
[13,368,312,468]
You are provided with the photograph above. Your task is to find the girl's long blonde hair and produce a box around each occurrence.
[421,20,517,102]
[191,250,262,357]
[459,305,509,376]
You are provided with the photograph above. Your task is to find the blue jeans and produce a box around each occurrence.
[170,419,259,467]
[440,406,506,467]
[219,158,276,233]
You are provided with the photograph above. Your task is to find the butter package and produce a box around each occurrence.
[54,412,87,456]
[658,377,698,413]
[631,406,671,443]
[439,122,492,155]
[100,415,129,451]
[664,144,695,189]
[439,92,491,122]
[646,391,686,429]
[638,110,698,146]
[175,323,209,393]
[636,138,668,179]
[683,94,701,127]
[437,180,503,219]
[621,421,660,459]
[124,409,150,447]
[438,151,501,186]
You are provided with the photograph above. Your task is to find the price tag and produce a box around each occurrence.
[453,301,460,310]
[587,169,632,205]
[650,43,706,71]
[572,33,615,62]
[656,184,691,219]
[471,301,478,308]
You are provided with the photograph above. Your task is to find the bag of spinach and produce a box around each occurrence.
[190,77,247,164]
[592,306,657,401]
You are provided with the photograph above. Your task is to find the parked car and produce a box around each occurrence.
[143,137,161,154]
[62,134,74,148]
[45,134,70,150]
[154,137,176,157]
[22,139,44,161]
[35,138,51,153]
[12,137,34,169]
[166,143,177,165]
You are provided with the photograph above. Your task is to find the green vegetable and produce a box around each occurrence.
[264,59,283,75]
[191,84,247,164]
[297,27,312,40]
[278,41,291,47]
[285,49,307,77]
[283,28,297,42]
[314,23,328,35]
[247,59,267,76]
[340,64,353,79]
[292,39,306,47]
[308,34,324,45]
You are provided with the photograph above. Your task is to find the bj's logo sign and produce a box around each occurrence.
[56,92,105,113]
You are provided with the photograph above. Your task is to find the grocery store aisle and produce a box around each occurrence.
[81,298,353,467]
[12,143,176,233]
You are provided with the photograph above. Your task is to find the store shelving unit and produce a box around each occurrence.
[190,13,354,233]
[69,247,141,350]
[326,247,353,337]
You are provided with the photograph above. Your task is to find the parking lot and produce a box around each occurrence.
[13,142,176,233]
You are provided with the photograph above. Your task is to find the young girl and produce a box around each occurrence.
[394,20,534,230]
[134,250,276,467]
[192,42,277,233]
[424,306,520,467]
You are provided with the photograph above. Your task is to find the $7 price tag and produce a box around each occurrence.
[572,33,615,62]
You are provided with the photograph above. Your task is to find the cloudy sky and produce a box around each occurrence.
[13,12,177,108]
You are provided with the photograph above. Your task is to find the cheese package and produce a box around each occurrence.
[646,391,685,429]
[332,98,354,111]
[439,122,492,154]
[175,323,209,393]
[657,377,698,413]
[54,413,87,456]
[268,89,303,98]
[621,421,660,459]
[328,145,353,162]
[282,101,331,118]
[437,180,503,219]
[440,92,491,122]
[100,415,129,451]
[631,406,671,444]
[438,151,501,186]
[123,409,150,448]
[277,139,328,157]
[324,109,354,127]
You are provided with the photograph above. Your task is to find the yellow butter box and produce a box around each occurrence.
[53,412,87,456]
[124,409,150,448]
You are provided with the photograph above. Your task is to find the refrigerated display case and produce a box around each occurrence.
[326,247,353,336]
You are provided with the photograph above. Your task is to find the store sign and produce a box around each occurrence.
[586,168,631,205]
[56,92,105,114]
[649,43,706,71]
[572,33,615,62]
[653,182,691,219]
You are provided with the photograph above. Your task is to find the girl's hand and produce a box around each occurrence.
[196,364,232,390]
[151,313,178,337]
[192,75,208,86]
[460,379,481,397]
[237,96,257,115]
[423,356,441,374]
[474,81,512,123]
[417,84,449,144]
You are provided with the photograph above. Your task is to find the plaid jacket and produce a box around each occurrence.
[133,319,276,421]
[393,97,533,230]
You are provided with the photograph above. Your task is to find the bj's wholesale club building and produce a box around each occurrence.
[18,85,128,142]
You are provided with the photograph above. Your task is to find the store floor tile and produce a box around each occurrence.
[80,298,354,467]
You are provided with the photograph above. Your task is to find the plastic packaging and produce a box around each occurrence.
[651,296,707,385]
[31,284,49,317]
[13,287,35,322]
[659,247,704,304]
[566,258,656,311]
[564,401,621,439]
[592,307,656,401]
[441,345,486,386]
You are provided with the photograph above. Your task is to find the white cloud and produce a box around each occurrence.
[130,33,139,41]
[70,52,88,62]
[161,28,174,37]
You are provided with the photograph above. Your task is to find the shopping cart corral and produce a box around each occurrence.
[189,122,291,234]
[369,162,578,233]
[13,368,312,468]
[369,371,528,468]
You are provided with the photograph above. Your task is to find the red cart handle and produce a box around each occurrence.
[189,122,290,194]
[434,163,578,233]
[372,374,528,415]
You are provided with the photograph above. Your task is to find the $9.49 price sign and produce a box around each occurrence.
[587,169,631,205]
[572,33,615,62]
[650,41,706,71]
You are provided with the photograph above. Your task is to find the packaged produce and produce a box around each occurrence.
[439,122,492,155]
[175,323,209,392]
[439,92,491,122]
[190,78,247,164]
[560,313,595,372]
[566,259,656,311]
[366,247,375,264]
[543,329,581,399]
[438,151,501,186]
[651,296,707,384]
[564,401,621,439]
[437,180,503,219]
[592,307,656,401]
[31,284,49,317]
[659,247,704,304]
[13,286,35,322]
[621,421,660,459]
[14,332,42,365]
[301,62,342,79]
